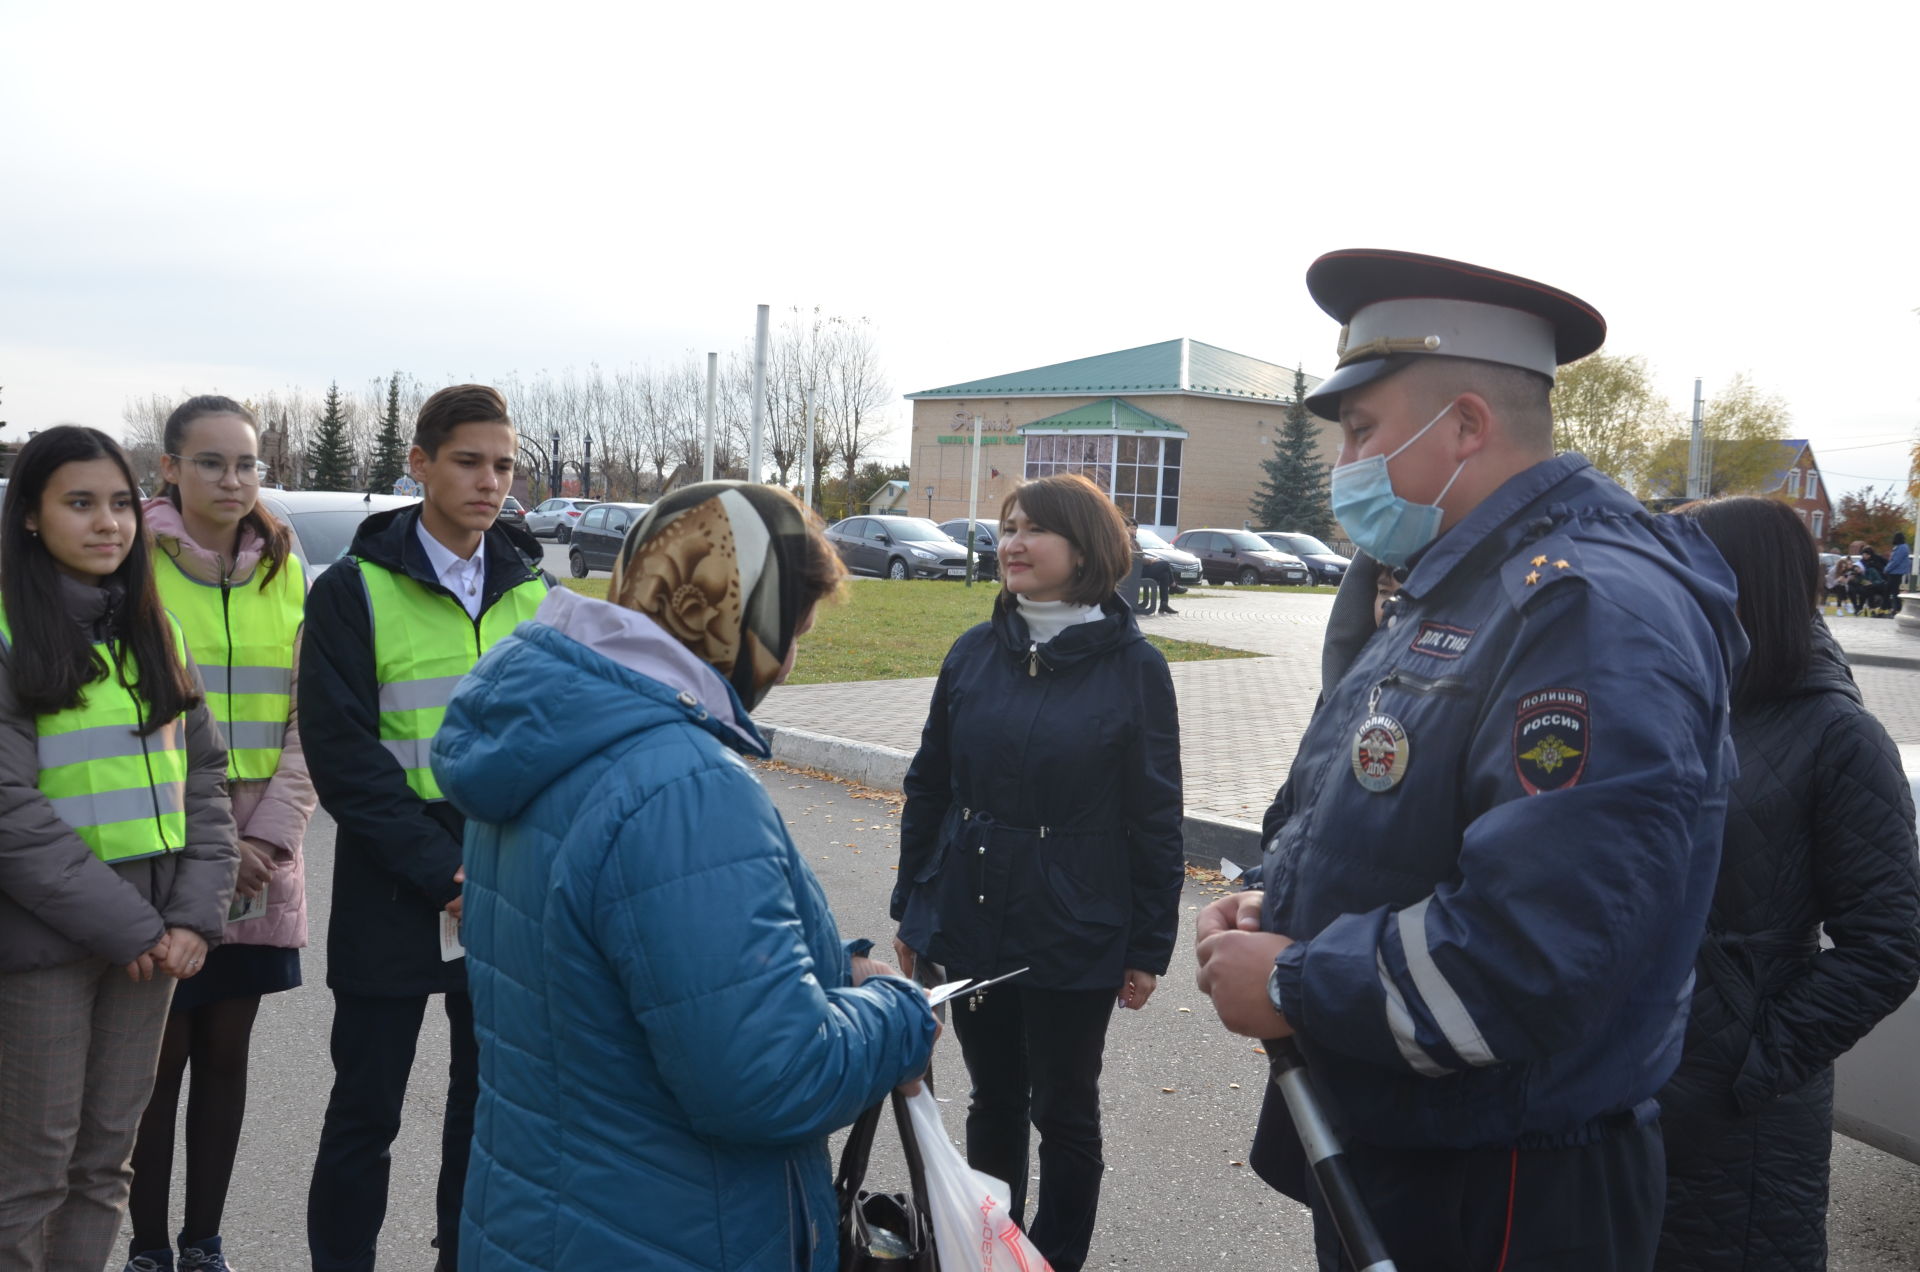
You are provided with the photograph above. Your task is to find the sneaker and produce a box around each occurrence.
[178,1237,231,1271]
[125,1256,173,1272]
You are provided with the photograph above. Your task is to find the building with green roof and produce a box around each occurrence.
[905,338,1330,535]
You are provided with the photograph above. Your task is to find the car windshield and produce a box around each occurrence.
[1224,532,1273,551]
[1276,533,1333,555]
[287,509,373,567]
[1134,528,1172,549]
[886,519,950,542]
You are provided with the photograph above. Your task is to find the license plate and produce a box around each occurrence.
[1180,569,1199,581]
[947,567,968,576]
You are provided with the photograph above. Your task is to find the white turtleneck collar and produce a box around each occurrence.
[1016,596,1103,645]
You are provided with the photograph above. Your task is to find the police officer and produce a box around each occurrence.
[300,385,552,1272]
[1195,250,1745,1270]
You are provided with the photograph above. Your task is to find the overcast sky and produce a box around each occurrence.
[5,1,1917,502]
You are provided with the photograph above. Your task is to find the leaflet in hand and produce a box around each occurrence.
[440,911,465,962]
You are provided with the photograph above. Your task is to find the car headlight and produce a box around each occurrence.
[909,547,938,560]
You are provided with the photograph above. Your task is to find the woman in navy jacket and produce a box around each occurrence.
[893,473,1183,1272]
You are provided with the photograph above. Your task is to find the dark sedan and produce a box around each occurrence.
[568,501,651,577]
[1171,528,1312,586]
[824,516,972,580]
[936,518,999,580]
[495,495,527,531]
[1257,531,1349,585]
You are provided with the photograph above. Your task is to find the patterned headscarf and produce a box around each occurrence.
[609,481,813,711]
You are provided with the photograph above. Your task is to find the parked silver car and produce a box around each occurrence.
[525,497,599,543]
[256,489,420,581]
[1832,742,1920,1163]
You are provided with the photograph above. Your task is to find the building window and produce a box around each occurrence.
[1812,511,1825,538]
[1024,434,1182,526]
[1786,469,1801,497]
[1806,470,1819,500]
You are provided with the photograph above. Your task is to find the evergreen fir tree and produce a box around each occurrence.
[1249,367,1335,538]
[307,381,354,491]
[369,372,408,493]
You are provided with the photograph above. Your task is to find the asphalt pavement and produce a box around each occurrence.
[113,766,1920,1271]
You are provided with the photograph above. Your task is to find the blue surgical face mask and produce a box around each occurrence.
[1329,399,1467,568]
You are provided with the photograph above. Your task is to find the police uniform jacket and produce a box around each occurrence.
[1262,453,1746,1151]
[895,595,1183,992]
[300,506,552,997]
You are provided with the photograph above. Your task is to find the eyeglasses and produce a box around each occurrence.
[169,454,270,484]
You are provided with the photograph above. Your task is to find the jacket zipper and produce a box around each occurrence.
[1374,668,1472,700]
[220,559,235,759]
[1027,640,1041,677]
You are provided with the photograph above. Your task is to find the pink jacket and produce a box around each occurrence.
[147,498,316,949]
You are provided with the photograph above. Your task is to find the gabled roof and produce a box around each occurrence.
[906,338,1320,404]
[1019,398,1187,436]
[1764,439,1811,493]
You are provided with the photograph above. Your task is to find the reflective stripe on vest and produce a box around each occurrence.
[354,557,547,802]
[0,604,190,863]
[155,551,306,782]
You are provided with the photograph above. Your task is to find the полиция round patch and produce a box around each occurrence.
[1351,713,1410,792]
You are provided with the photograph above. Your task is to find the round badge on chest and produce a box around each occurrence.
[1351,712,1410,792]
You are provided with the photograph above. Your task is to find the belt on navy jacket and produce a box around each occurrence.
[956,806,1121,839]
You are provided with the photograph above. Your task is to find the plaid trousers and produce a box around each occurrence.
[0,958,175,1272]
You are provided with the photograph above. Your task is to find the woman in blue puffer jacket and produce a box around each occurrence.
[431,482,937,1271]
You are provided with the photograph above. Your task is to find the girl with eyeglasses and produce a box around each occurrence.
[0,426,237,1272]
[122,398,316,1272]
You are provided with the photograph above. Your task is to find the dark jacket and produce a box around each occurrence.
[299,506,551,997]
[895,595,1183,992]
[0,575,237,971]
[1657,623,1920,1272]
[1261,454,1745,1152]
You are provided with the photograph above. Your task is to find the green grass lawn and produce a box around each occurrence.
[559,578,1254,683]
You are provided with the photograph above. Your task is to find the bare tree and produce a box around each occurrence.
[823,317,895,521]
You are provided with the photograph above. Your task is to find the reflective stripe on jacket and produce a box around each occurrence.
[0,603,190,863]
[352,558,546,801]
[155,551,305,781]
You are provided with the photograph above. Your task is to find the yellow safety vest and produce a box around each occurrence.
[353,556,547,802]
[0,602,190,863]
[155,551,306,782]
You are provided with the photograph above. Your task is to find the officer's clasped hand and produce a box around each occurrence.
[1194,891,1295,1039]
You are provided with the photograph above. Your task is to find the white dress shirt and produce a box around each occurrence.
[416,519,487,620]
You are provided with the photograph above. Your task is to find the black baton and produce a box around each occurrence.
[1266,1036,1398,1272]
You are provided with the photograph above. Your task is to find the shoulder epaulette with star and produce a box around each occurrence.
[1503,534,1583,609]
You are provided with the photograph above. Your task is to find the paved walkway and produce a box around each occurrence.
[758,588,1920,828]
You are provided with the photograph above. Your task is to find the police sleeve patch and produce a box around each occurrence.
[1513,688,1588,795]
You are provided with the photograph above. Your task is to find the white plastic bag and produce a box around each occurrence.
[903,1087,1055,1272]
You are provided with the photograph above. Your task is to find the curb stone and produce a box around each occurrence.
[759,722,1262,870]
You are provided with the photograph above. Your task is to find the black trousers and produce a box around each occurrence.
[1253,1079,1664,1272]
[949,983,1116,1272]
[307,990,477,1272]
[1141,558,1175,609]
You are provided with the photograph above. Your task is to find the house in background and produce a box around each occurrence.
[1767,439,1834,542]
[865,479,910,514]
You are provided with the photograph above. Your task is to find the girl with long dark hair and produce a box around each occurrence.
[124,398,315,1272]
[0,426,237,1272]
[893,473,1184,1272]
[1658,497,1920,1271]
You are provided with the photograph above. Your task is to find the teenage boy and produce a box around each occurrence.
[300,385,552,1271]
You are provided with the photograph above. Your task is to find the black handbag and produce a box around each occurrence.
[835,1089,937,1270]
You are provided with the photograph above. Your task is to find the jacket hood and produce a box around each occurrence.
[990,592,1143,672]
[432,586,767,824]
[144,496,267,585]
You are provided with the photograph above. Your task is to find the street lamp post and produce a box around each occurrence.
[924,483,934,519]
